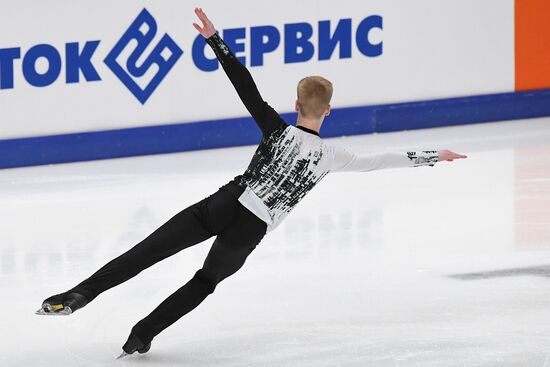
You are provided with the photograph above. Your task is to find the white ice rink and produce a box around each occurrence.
[1,118,550,366]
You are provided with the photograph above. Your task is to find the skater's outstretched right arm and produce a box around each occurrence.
[193,8,286,137]
[330,148,467,172]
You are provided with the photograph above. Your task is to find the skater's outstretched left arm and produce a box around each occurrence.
[192,8,286,137]
[330,148,467,172]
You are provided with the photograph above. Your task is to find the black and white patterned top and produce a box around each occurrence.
[206,33,438,231]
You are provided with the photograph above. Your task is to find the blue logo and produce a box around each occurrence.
[104,9,183,104]
[0,10,382,103]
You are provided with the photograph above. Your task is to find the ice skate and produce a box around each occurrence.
[116,333,151,359]
[35,292,88,316]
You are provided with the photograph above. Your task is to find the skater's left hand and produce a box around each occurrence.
[192,8,216,38]
[438,150,467,162]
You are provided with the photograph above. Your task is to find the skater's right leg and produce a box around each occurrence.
[125,201,267,349]
[39,189,241,312]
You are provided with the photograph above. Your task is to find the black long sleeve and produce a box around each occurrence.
[205,32,287,137]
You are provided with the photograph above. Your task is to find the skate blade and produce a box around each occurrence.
[116,352,130,359]
[35,303,72,316]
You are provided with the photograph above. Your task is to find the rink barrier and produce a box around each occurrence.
[1,88,550,169]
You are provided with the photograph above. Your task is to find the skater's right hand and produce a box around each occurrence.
[438,150,467,162]
[192,8,216,38]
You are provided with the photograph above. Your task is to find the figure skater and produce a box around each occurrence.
[36,8,467,358]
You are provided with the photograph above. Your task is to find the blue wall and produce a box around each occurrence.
[1,89,549,169]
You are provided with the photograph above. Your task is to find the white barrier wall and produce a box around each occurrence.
[0,0,514,140]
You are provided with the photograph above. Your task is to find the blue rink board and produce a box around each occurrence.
[1,89,550,169]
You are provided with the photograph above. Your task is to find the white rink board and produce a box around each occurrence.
[0,0,514,139]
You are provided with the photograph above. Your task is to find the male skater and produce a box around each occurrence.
[37,8,467,357]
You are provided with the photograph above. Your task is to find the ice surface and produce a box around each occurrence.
[1,117,550,366]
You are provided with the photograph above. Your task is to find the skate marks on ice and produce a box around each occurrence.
[102,325,550,367]
[449,264,550,280]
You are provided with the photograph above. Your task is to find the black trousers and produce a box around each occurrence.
[69,187,267,344]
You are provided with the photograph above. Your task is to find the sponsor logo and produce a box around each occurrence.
[0,10,382,104]
[193,16,383,72]
[0,8,182,104]
[105,9,183,104]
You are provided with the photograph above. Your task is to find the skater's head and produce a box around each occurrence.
[295,76,333,126]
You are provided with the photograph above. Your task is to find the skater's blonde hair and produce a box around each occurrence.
[296,76,333,119]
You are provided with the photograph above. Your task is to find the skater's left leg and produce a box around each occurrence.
[124,203,267,349]
[37,189,240,315]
